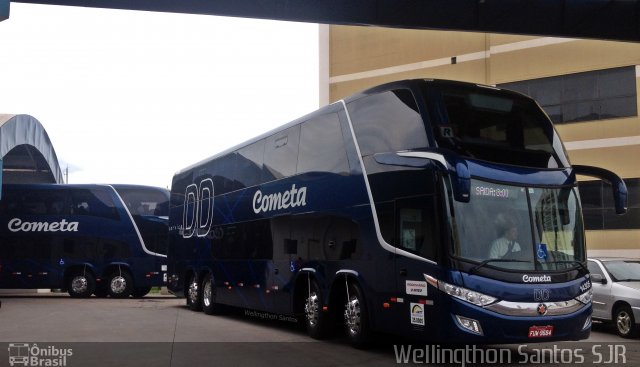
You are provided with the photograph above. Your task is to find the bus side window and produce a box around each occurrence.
[236,140,266,188]
[297,113,349,175]
[396,197,438,260]
[347,89,428,157]
[70,189,119,220]
[264,125,300,180]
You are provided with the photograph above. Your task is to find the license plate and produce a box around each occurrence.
[528,325,554,338]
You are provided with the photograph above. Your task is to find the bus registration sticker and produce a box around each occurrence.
[406,280,428,296]
[410,303,425,326]
[528,325,554,338]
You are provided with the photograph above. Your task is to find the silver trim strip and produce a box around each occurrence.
[485,299,585,317]
[336,269,359,276]
[109,185,167,258]
[397,151,448,169]
[340,100,437,265]
[300,268,316,273]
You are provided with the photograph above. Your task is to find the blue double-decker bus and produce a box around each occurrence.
[167,79,627,345]
[0,184,169,298]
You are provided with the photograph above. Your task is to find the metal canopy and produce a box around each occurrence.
[0,114,64,184]
[12,0,640,42]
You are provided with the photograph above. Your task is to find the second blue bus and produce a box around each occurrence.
[0,184,169,298]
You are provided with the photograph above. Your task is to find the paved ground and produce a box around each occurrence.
[0,294,638,366]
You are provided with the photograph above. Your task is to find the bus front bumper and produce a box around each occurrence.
[441,298,592,343]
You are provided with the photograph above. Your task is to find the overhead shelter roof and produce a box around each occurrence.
[11,0,640,42]
[0,0,8,23]
[0,114,64,184]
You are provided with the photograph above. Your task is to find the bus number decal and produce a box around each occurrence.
[182,179,214,238]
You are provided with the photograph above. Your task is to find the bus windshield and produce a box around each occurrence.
[116,187,169,217]
[114,186,170,256]
[428,84,570,169]
[451,179,585,272]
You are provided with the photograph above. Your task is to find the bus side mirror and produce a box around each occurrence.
[573,165,627,215]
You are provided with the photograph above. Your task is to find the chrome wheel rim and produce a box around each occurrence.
[203,279,212,308]
[71,276,88,294]
[617,311,632,335]
[188,278,198,305]
[110,275,127,294]
[345,295,361,336]
[305,292,320,327]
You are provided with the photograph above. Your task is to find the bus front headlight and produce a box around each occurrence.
[575,289,592,305]
[424,274,498,307]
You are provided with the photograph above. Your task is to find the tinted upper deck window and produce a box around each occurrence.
[263,125,300,180]
[0,188,67,216]
[297,112,349,175]
[236,140,266,188]
[430,85,570,168]
[70,189,119,220]
[348,89,428,157]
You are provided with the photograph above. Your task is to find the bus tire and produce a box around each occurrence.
[107,271,133,298]
[201,273,220,315]
[344,282,370,347]
[186,274,202,311]
[68,271,96,298]
[304,279,331,339]
[132,287,152,298]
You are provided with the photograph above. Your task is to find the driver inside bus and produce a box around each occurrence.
[489,214,522,259]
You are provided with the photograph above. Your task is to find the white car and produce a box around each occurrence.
[587,258,640,338]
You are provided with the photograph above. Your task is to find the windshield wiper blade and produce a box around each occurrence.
[548,260,588,273]
[470,258,529,274]
[615,278,640,282]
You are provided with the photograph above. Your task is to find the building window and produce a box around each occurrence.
[500,67,637,124]
[578,178,640,230]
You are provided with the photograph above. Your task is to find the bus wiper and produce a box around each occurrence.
[548,260,588,273]
[470,258,529,274]
[614,278,640,282]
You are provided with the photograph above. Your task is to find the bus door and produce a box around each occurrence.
[268,216,295,315]
[392,196,440,332]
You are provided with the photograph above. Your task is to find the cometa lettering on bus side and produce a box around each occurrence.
[8,218,79,232]
[253,184,307,214]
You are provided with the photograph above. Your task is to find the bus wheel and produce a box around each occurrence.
[344,283,370,347]
[132,287,152,298]
[186,274,202,311]
[202,274,219,315]
[304,279,330,339]
[107,271,133,298]
[68,272,95,298]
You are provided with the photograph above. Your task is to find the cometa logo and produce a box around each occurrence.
[8,218,79,233]
[522,274,552,283]
[252,184,307,214]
